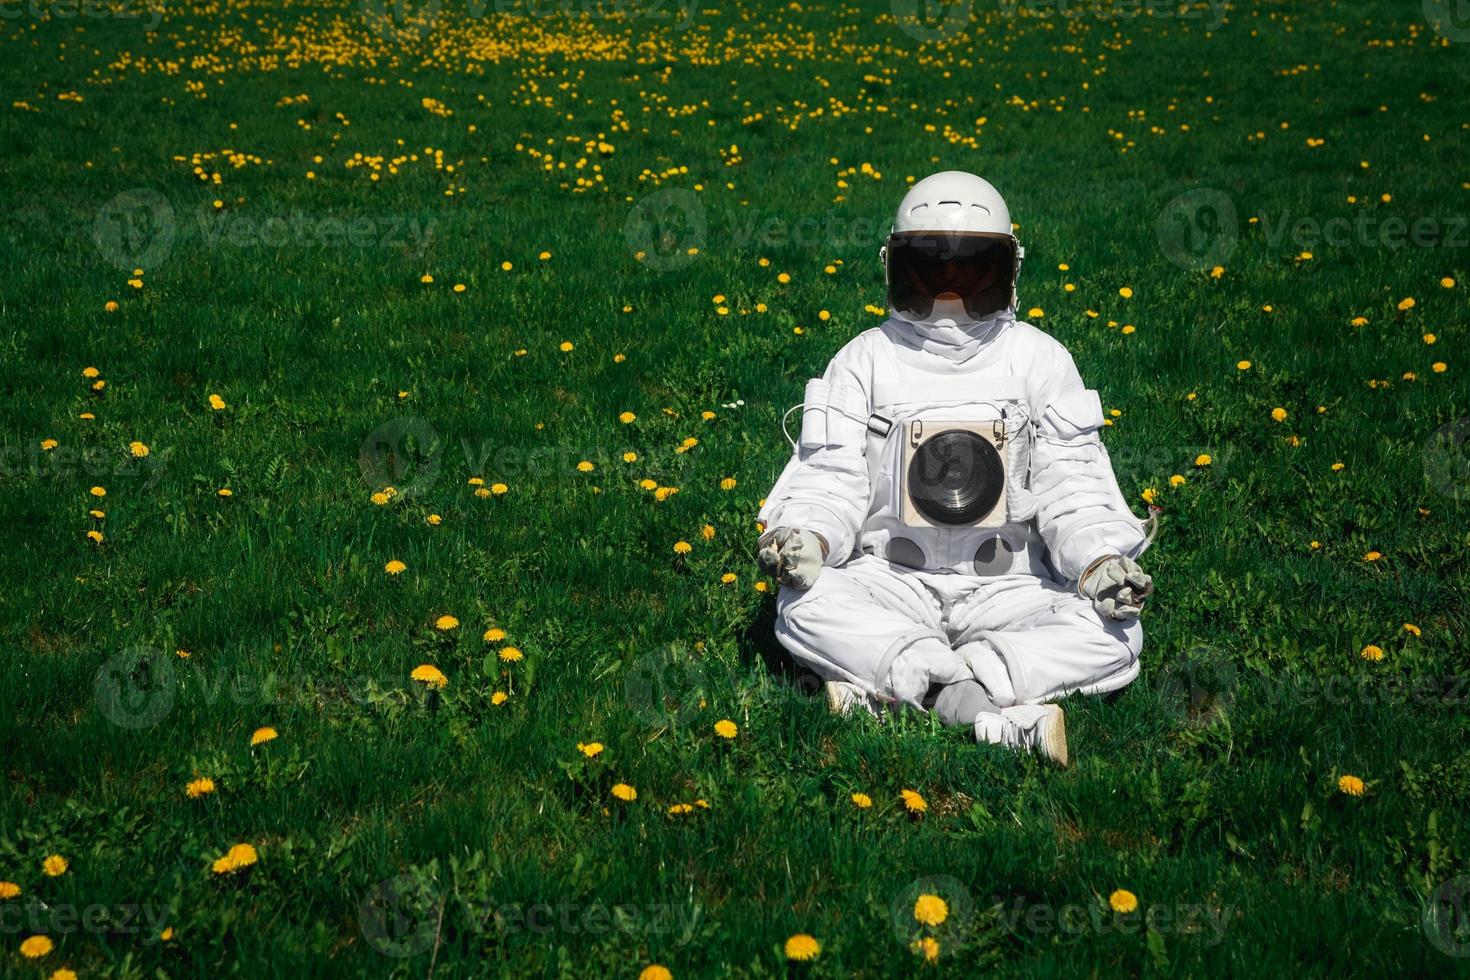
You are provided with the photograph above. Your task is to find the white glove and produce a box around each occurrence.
[1079,554,1154,621]
[757,527,827,590]
[885,646,974,710]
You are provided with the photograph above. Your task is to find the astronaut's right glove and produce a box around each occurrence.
[757,527,827,590]
[1078,554,1154,621]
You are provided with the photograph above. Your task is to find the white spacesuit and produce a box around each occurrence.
[758,171,1154,765]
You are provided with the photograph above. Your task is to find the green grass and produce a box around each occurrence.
[2,0,1469,974]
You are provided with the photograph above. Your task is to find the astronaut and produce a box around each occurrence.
[757,171,1153,766]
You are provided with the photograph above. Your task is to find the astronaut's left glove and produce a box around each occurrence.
[757,527,828,590]
[1079,554,1154,621]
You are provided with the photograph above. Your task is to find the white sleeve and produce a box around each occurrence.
[758,342,873,564]
[1029,349,1146,581]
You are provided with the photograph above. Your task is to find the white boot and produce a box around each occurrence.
[974,703,1069,767]
[825,680,883,719]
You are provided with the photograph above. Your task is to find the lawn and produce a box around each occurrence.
[2,0,1469,974]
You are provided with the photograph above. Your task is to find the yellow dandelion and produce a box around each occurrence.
[434,614,459,631]
[186,777,216,799]
[491,691,509,706]
[639,966,673,980]
[426,514,442,526]
[42,855,67,877]
[914,893,948,926]
[1359,645,1384,662]
[384,560,406,575]
[1169,474,1186,488]
[1109,889,1139,914]
[720,572,737,584]
[85,530,104,544]
[1363,551,1382,562]
[901,789,927,814]
[208,394,226,410]
[498,646,524,663]
[577,741,604,758]
[619,411,636,424]
[912,936,940,962]
[411,664,448,688]
[1403,623,1421,636]
[673,540,693,555]
[1271,407,1288,422]
[1337,774,1366,797]
[560,341,574,352]
[611,783,637,802]
[90,486,106,498]
[1195,454,1213,467]
[483,627,507,643]
[784,934,820,961]
[1119,286,1134,298]
[714,719,738,739]
[1397,297,1415,311]
[211,842,258,875]
[19,935,53,959]
[250,726,278,746]
[577,460,595,473]
[1236,360,1252,371]
[0,882,19,899]
[40,438,57,451]
[850,792,872,809]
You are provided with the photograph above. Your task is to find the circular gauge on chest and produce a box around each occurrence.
[906,429,1006,526]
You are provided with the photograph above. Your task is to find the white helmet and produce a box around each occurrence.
[883,171,1024,321]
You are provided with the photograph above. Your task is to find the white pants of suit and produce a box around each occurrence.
[774,554,1141,708]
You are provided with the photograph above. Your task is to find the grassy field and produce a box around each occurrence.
[3,0,1470,974]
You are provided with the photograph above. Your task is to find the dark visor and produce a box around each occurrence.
[886,231,1015,320]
